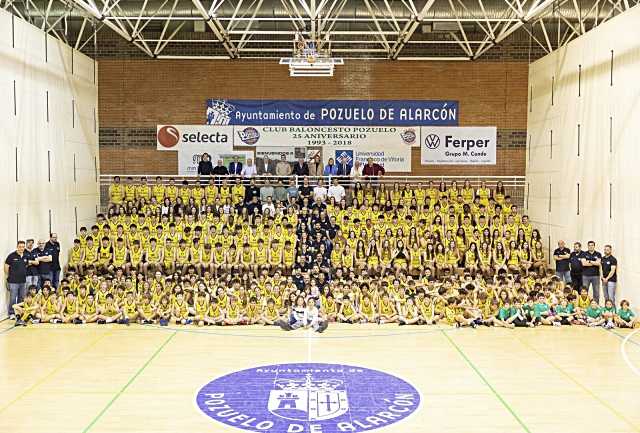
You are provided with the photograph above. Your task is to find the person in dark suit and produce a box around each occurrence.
[336,155,352,176]
[197,153,214,176]
[257,156,276,175]
[292,158,309,176]
[228,156,243,175]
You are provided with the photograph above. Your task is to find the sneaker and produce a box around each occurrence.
[31,318,40,324]
[604,321,614,329]
[553,321,561,327]
[73,318,82,325]
[9,314,16,320]
[185,319,193,325]
[471,321,478,329]
[159,318,169,327]
[15,319,26,326]
[51,318,61,324]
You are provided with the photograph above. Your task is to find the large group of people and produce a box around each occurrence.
[5,165,634,330]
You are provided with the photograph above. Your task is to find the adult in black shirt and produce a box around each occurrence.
[244,178,261,203]
[601,245,618,304]
[197,153,214,185]
[553,240,571,285]
[46,233,61,288]
[298,177,313,201]
[580,241,602,304]
[23,239,40,288]
[34,239,54,289]
[4,241,28,318]
[212,159,229,186]
[197,153,214,176]
[292,158,309,176]
[569,242,584,292]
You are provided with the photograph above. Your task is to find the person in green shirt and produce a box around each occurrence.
[508,299,534,327]
[586,300,605,327]
[615,300,637,328]
[553,298,575,326]
[483,300,516,328]
[533,294,553,326]
[601,299,616,329]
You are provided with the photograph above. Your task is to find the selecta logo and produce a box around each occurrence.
[157,125,180,148]
[196,363,420,433]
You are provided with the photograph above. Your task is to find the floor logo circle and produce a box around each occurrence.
[196,362,420,433]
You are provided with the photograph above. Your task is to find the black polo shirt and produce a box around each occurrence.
[569,251,583,274]
[601,255,617,282]
[4,251,28,283]
[23,248,39,276]
[553,247,570,272]
[581,250,602,277]
[35,247,54,275]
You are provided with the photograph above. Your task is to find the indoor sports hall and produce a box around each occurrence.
[1,1,639,433]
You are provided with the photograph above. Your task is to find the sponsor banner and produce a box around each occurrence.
[206,99,459,126]
[420,126,497,165]
[238,125,413,171]
[255,146,306,162]
[157,124,233,151]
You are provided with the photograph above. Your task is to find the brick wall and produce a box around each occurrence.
[98,59,528,175]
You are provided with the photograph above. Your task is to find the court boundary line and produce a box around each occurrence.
[0,329,114,414]
[515,334,640,432]
[82,330,177,433]
[441,330,532,433]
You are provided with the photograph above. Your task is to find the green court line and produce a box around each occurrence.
[82,330,177,433]
[515,334,640,432]
[441,330,532,433]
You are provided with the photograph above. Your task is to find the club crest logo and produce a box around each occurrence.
[400,129,417,145]
[206,99,236,125]
[424,133,440,149]
[196,363,420,433]
[237,127,260,145]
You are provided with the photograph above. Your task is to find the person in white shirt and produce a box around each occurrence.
[350,160,364,179]
[278,297,327,332]
[313,179,328,202]
[241,158,257,177]
[327,177,345,202]
[261,196,276,215]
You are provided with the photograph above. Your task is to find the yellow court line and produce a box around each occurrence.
[0,329,115,414]
[514,334,640,432]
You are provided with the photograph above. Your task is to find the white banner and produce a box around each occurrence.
[420,126,496,165]
[157,124,415,172]
[236,125,414,171]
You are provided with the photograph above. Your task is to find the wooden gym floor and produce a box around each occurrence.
[0,320,639,433]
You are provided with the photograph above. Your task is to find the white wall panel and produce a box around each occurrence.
[527,4,640,310]
[0,9,99,319]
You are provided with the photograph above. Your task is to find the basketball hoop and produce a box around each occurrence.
[280,32,343,77]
